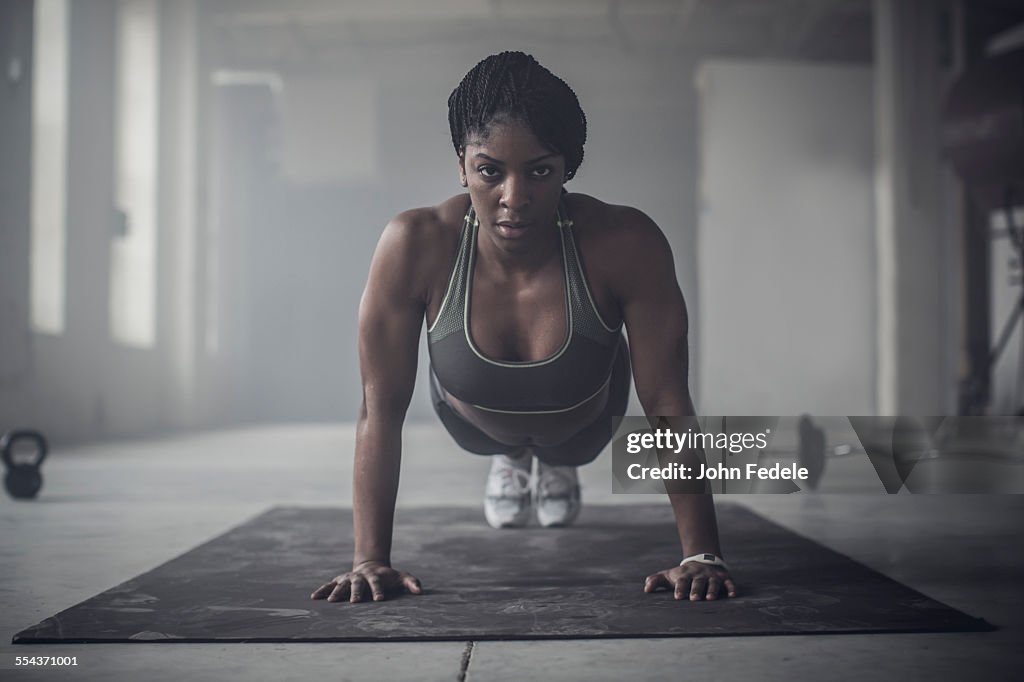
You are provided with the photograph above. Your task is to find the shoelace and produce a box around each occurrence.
[494,465,531,497]
[537,464,577,497]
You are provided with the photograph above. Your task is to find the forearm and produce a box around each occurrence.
[649,412,723,559]
[658,442,723,557]
[667,491,722,557]
[351,411,403,567]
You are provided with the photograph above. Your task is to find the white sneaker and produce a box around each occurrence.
[536,461,581,527]
[484,452,533,529]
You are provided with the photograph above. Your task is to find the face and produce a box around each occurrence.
[458,118,566,245]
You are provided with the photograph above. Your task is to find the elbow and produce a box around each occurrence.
[358,397,410,425]
[639,394,696,419]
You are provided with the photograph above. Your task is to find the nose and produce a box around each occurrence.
[499,174,530,212]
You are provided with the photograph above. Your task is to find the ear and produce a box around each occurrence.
[457,152,467,187]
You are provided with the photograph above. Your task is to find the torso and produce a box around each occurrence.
[423,194,624,447]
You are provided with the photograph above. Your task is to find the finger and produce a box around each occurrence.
[724,578,739,598]
[327,578,351,603]
[366,575,386,602]
[690,576,708,601]
[310,582,335,600]
[401,573,423,595]
[706,577,721,601]
[350,576,367,603]
[674,576,692,601]
[644,573,671,593]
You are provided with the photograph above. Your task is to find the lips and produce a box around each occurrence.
[495,221,531,239]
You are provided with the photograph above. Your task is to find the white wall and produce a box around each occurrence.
[695,60,876,415]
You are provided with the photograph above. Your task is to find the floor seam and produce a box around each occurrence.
[457,640,476,681]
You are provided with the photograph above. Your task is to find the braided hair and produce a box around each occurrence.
[447,52,587,181]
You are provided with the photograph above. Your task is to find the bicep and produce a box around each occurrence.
[617,219,694,416]
[357,224,427,418]
[624,283,694,417]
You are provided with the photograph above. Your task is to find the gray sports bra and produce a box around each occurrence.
[427,204,623,413]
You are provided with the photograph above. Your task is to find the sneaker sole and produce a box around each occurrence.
[484,496,532,529]
[537,504,581,528]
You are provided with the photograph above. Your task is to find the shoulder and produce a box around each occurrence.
[565,194,670,250]
[563,193,675,276]
[369,195,470,298]
[376,196,468,271]
[381,194,469,254]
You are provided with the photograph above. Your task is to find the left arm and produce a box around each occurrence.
[611,207,738,601]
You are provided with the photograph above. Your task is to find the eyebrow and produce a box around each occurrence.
[472,152,559,165]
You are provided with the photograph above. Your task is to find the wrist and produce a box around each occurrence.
[680,552,729,571]
[352,558,390,570]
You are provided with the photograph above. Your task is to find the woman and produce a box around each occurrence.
[311,51,737,604]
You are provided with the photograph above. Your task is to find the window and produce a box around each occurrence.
[109,0,159,348]
[30,0,69,335]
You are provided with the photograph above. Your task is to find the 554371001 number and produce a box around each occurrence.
[15,656,78,666]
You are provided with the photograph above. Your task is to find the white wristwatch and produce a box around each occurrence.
[680,553,729,571]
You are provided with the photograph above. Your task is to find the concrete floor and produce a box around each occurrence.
[2,423,1023,681]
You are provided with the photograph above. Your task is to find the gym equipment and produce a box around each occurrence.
[13,505,990,643]
[943,47,1024,414]
[797,414,826,490]
[2,429,47,500]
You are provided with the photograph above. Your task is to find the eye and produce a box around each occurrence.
[531,166,553,178]
[477,165,500,178]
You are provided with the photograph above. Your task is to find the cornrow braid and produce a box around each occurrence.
[447,51,587,181]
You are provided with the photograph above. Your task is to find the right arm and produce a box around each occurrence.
[311,213,431,603]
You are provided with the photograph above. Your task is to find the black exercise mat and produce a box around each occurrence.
[14,504,992,642]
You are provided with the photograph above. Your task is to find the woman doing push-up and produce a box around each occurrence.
[312,51,737,605]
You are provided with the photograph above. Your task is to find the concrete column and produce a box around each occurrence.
[158,0,199,429]
[0,0,34,420]
[873,0,950,414]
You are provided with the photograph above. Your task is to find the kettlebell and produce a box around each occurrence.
[2,429,48,500]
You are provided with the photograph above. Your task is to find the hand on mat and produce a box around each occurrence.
[310,561,423,603]
[643,563,738,601]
